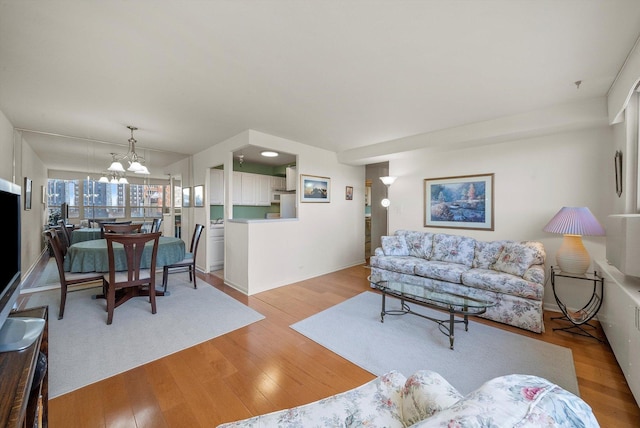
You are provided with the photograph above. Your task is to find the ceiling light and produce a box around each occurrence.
[261,151,279,157]
[107,125,150,174]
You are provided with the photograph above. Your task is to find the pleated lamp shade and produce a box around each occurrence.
[543,207,605,274]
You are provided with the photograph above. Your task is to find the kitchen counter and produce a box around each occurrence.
[227,218,298,224]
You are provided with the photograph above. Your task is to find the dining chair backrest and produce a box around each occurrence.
[103,232,162,324]
[57,219,73,247]
[104,232,161,287]
[189,223,205,257]
[151,217,163,233]
[43,229,104,319]
[99,220,133,238]
[103,223,143,234]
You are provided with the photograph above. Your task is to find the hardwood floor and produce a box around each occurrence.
[17,258,640,427]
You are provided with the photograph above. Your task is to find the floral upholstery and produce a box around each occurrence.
[430,234,476,266]
[369,230,546,333]
[216,371,599,428]
[381,235,410,256]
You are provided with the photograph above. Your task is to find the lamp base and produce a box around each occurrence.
[556,234,590,274]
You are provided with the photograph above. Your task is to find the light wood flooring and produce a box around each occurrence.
[17,257,640,427]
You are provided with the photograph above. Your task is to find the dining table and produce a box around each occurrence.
[63,236,186,273]
[70,227,102,244]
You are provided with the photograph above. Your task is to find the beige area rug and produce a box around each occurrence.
[25,273,265,398]
[291,291,580,396]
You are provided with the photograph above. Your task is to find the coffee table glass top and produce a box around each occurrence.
[372,280,495,310]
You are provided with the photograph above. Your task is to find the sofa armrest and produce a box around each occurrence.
[523,263,545,285]
[374,247,385,256]
[410,374,598,428]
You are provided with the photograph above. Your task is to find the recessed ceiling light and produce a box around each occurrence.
[261,151,279,157]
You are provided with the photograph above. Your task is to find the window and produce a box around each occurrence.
[129,183,165,218]
[47,179,80,224]
[83,178,126,220]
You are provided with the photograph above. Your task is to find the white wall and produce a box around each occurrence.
[191,130,365,294]
[0,112,48,279]
[385,124,611,311]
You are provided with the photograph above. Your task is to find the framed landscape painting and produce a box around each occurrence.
[24,177,32,210]
[300,174,330,203]
[424,173,494,230]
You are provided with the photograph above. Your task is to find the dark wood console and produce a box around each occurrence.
[0,306,48,427]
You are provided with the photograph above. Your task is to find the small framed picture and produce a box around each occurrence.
[300,174,331,203]
[24,177,32,210]
[194,185,204,207]
[182,187,191,208]
[345,186,353,200]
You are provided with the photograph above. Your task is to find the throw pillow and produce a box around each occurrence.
[473,240,507,269]
[492,243,538,276]
[398,230,434,258]
[381,235,410,256]
[430,234,476,266]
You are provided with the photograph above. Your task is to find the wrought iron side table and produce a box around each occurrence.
[550,266,604,342]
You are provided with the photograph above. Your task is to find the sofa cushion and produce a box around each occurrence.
[411,374,599,428]
[396,230,434,259]
[461,268,544,300]
[473,240,508,269]
[370,255,422,275]
[492,242,539,277]
[401,370,463,425]
[414,260,468,284]
[430,234,476,266]
[382,235,410,256]
[216,370,407,428]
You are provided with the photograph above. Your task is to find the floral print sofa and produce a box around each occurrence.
[369,230,546,333]
[216,370,599,427]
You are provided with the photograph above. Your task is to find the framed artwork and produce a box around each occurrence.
[41,185,46,204]
[24,177,32,210]
[194,185,204,207]
[615,150,623,197]
[300,174,331,203]
[182,187,191,208]
[345,186,353,200]
[424,173,494,230]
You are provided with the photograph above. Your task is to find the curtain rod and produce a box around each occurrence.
[14,127,178,154]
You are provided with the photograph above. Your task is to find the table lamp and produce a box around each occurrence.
[543,206,605,274]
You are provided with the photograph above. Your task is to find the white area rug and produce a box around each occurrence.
[291,291,579,396]
[26,276,265,398]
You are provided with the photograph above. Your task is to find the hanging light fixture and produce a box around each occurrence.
[107,125,149,174]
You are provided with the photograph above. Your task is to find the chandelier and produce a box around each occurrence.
[107,125,150,175]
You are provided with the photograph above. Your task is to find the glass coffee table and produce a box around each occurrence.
[371,279,496,350]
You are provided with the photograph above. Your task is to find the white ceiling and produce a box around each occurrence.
[1,1,639,176]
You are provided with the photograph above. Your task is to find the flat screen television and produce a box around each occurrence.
[0,177,44,352]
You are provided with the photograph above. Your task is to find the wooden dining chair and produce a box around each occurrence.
[99,220,133,238]
[57,219,74,246]
[103,223,142,234]
[43,229,104,319]
[102,232,162,325]
[161,224,204,293]
[151,217,163,233]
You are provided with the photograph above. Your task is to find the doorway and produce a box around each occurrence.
[365,162,389,263]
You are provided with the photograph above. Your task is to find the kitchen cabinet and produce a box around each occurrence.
[255,175,271,206]
[271,176,286,191]
[209,226,224,271]
[286,166,297,191]
[210,169,224,205]
[232,172,272,207]
[595,259,640,405]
